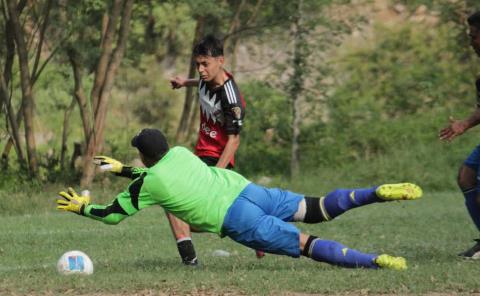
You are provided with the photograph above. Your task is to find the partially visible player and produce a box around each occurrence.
[58,128,423,270]
[169,35,265,261]
[439,11,480,258]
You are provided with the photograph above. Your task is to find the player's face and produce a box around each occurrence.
[469,25,480,57]
[195,55,224,82]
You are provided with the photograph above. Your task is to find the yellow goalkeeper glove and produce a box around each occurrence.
[56,187,90,215]
[93,156,123,173]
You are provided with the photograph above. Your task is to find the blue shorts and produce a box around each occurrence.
[221,183,304,257]
[464,145,480,190]
[465,145,480,173]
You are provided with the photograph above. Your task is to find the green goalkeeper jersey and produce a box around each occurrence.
[83,146,251,234]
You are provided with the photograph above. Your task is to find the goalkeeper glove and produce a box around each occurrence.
[56,187,90,215]
[93,156,123,173]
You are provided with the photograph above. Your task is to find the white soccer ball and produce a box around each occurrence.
[57,250,94,275]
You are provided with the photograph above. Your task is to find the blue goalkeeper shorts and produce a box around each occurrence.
[221,183,304,257]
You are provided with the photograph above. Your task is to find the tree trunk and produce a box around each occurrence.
[1,2,22,166]
[7,0,38,176]
[0,68,25,161]
[175,16,205,144]
[67,48,92,144]
[31,0,52,80]
[60,97,76,169]
[0,70,25,166]
[223,0,246,59]
[90,0,122,115]
[80,0,134,187]
[289,0,305,178]
[1,106,23,164]
[186,97,199,144]
[225,0,263,74]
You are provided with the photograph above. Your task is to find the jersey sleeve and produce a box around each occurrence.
[221,80,245,135]
[115,166,147,179]
[83,173,157,224]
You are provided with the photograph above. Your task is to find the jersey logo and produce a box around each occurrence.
[199,83,223,124]
[231,106,242,119]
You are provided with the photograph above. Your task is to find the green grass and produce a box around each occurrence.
[1,189,480,295]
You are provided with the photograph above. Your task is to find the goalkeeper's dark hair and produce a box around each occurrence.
[468,11,480,29]
[131,128,169,163]
[193,34,224,57]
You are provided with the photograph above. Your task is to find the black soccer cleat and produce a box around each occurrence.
[182,257,199,266]
[458,239,480,259]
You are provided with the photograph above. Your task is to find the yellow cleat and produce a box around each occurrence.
[376,183,422,201]
[375,254,407,271]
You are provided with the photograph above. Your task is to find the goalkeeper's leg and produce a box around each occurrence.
[165,212,198,266]
[293,183,422,223]
[300,233,406,270]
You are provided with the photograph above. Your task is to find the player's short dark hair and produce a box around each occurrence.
[193,35,224,57]
[468,11,480,29]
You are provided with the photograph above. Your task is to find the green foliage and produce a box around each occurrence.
[331,23,475,122]
[115,55,183,140]
[129,2,195,62]
[3,0,480,190]
[292,21,480,189]
[236,81,291,176]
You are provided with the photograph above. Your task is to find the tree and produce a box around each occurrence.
[6,0,39,175]
[1,0,62,173]
[62,0,134,186]
[288,0,307,178]
[175,15,205,144]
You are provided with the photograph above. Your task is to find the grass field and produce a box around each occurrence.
[1,189,480,295]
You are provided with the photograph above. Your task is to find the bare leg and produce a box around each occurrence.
[165,212,198,265]
[166,212,192,240]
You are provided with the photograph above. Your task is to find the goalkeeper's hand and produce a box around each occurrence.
[93,156,123,173]
[56,187,90,215]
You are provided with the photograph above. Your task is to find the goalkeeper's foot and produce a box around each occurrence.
[376,183,422,201]
[375,254,407,271]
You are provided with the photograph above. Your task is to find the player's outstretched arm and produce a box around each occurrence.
[56,188,145,225]
[93,155,146,179]
[84,176,155,225]
[440,80,480,141]
[170,76,199,89]
[439,109,480,142]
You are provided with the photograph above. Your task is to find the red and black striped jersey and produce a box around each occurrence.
[194,72,246,166]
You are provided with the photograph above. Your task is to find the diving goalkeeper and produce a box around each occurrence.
[56,128,422,270]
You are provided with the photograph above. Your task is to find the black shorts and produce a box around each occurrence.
[198,156,233,169]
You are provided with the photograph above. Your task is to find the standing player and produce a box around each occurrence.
[169,35,264,263]
[58,128,423,271]
[439,11,480,258]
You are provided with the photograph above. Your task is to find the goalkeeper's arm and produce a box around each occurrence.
[58,177,156,225]
[93,156,147,179]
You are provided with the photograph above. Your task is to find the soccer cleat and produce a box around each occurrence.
[376,183,422,201]
[375,254,407,271]
[182,257,199,266]
[458,239,480,259]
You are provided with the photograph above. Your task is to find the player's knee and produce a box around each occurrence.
[302,196,329,223]
[457,165,476,190]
